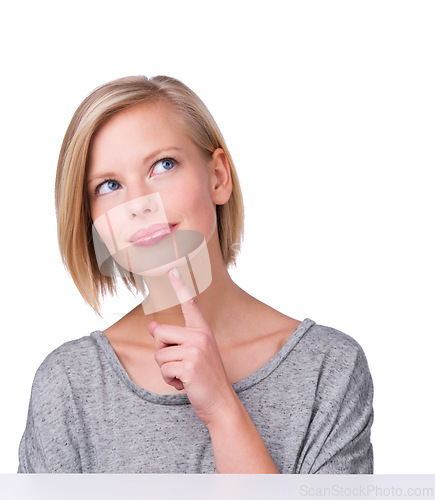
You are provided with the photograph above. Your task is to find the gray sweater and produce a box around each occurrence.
[18,318,374,473]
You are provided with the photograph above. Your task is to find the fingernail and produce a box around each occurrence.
[170,267,180,278]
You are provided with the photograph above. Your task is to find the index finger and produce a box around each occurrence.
[168,267,208,330]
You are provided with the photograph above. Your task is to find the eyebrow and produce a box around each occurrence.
[87,146,184,185]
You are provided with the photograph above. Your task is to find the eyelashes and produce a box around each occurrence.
[94,178,121,195]
[93,156,179,196]
[152,157,177,175]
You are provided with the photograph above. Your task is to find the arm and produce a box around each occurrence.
[206,391,279,473]
[18,353,82,473]
[149,267,279,473]
[18,401,47,473]
[298,342,374,474]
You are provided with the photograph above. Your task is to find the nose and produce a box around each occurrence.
[125,193,159,219]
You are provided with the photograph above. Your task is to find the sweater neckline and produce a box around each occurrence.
[90,317,315,405]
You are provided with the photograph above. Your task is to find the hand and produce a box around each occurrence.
[148,267,238,427]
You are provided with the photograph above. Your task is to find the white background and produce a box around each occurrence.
[1,0,434,474]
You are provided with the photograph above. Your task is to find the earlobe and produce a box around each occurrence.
[210,148,233,205]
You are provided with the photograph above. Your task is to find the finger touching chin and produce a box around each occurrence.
[148,321,159,336]
[169,270,196,304]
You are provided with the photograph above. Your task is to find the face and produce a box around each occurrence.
[86,100,231,274]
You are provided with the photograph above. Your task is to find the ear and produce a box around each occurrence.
[209,148,233,205]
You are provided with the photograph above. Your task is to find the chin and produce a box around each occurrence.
[140,234,209,278]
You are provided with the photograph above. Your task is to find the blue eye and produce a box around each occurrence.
[153,158,176,175]
[97,179,121,195]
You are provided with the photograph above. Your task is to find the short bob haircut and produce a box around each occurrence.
[55,75,244,315]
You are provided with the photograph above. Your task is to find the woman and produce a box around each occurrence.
[18,75,374,473]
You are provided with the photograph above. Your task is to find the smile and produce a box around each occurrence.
[129,223,178,247]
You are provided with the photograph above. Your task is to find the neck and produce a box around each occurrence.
[135,229,248,337]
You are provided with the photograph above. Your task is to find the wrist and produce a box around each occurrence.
[205,391,280,473]
[205,388,244,433]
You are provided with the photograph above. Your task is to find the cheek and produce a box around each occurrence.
[93,214,117,254]
[161,169,213,218]
[183,183,216,237]
[91,200,132,254]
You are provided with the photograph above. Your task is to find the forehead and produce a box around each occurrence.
[88,100,195,163]
[97,100,188,141]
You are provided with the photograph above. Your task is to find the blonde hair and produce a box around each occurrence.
[55,75,244,314]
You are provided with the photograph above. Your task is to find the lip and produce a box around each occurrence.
[129,223,178,247]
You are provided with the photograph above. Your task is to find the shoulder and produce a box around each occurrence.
[31,333,102,398]
[302,320,369,362]
[294,320,373,387]
[37,334,99,372]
